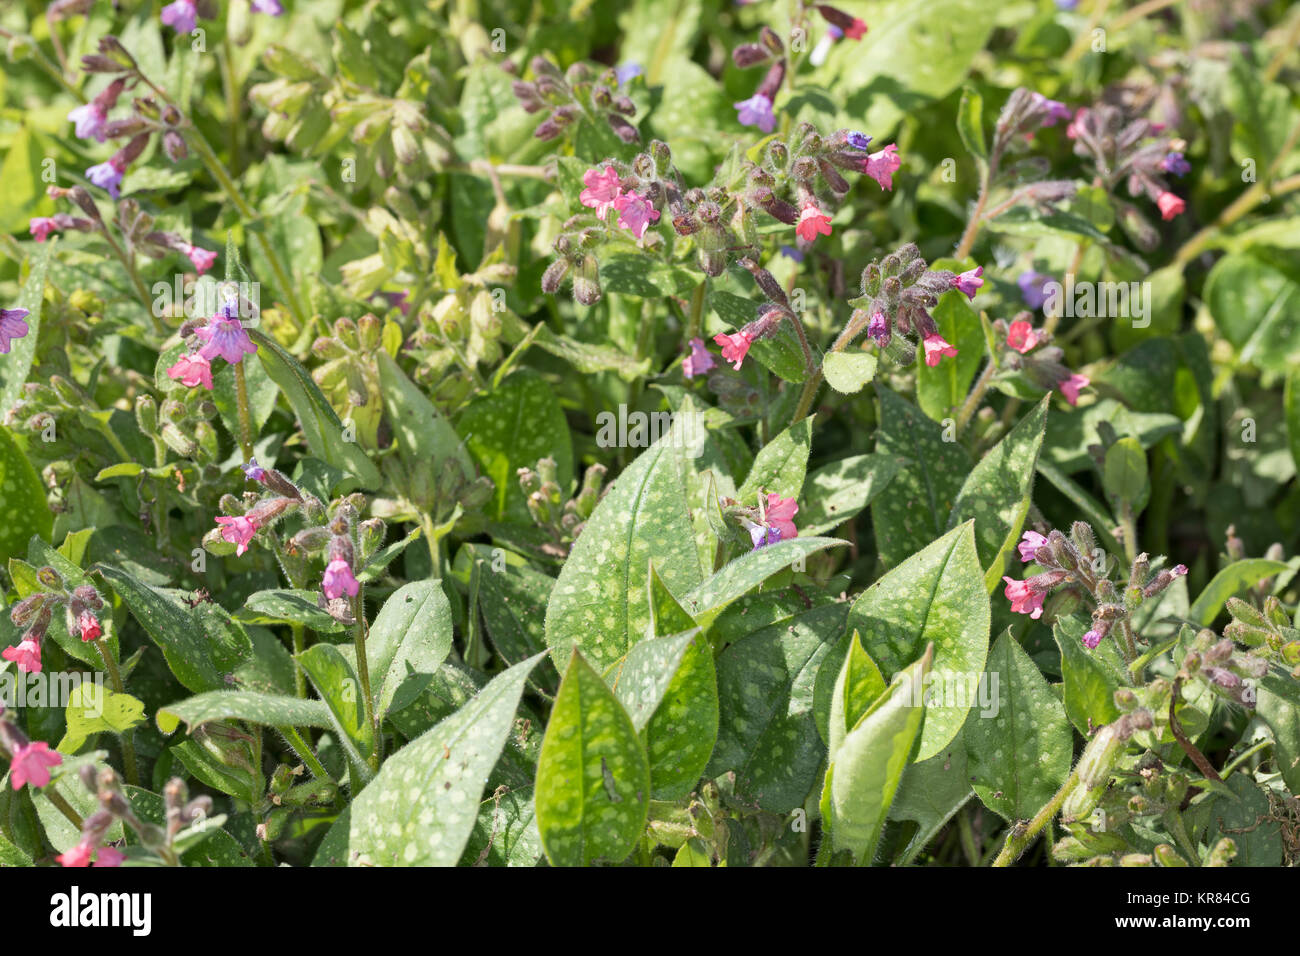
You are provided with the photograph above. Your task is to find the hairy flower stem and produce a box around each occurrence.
[793,306,873,423]
[351,587,380,770]
[101,232,164,334]
[98,642,140,786]
[233,361,254,462]
[281,725,332,782]
[955,361,997,434]
[992,773,1079,866]
[955,150,1002,260]
[291,624,307,697]
[44,787,85,830]
[1170,677,1222,782]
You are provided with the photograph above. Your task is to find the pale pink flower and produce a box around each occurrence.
[322,559,359,600]
[166,352,214,390]
[1002,577,1045,619]
[579,166,622,220]
[795,201,832,242]
[922,333,957,367]
[613,192,660,239]
[1006,319,1040,354]
[863,143,900,191]
[713,330,755,370]
[215,515,259,556]
[9,740,62,790]
[1058,373,1089,406]
[764,493,799,541]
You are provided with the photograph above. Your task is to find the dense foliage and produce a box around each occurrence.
[1,0,1299,868]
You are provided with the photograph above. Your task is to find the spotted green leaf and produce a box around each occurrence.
[0,428,53,564]
[845,521,989,760]
[0,240,53,419]
[297,643,374,782]
[947,396,1049,591]
[544,421,706,673]
[58,683,146,753]
[681,536,846,627]
[798,453,901,537]
[887,725,973,864]
[707,603,847,812]
[827,629,887,759]
[235,589,348,633]
[365,580,454,720]
[736,417,813,503]
[156,691,333,735]
[345,652,545,865]
[535,650,650,866]
[871,388,971,568]
[964,630,1072,821]
[1054,616,1126,735]
[822,351,878,394]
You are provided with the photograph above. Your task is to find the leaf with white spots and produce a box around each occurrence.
[820,644,931,866]
[845,521,989,760]
[156,691,333,735]
[964,630,1072,821]
[871,388,971,568]
[736,417,813,503]
[297,643,374,782]
[365,580,454,720]
[798,453,901,537]
[887,725,973,863]
[706,603,847,812]
[681,536,847,627]
[346,652,546,866]
[535,650,650,866]
[544,420,707,674]
[947,396,1049,592]
[0,427,52,564]
[0,239,52,420]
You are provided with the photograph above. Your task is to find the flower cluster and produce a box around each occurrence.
[739,493,799,550]
[518,458,608,558]
[513,56,640,145]
[161,0,281,35]
[3,572,106,675]
[994,313,1090,405]
[167,296,257,392]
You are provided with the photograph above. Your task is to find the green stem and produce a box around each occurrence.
[955,361,997,434]
[44,787,85,830]
[291,624,307,697]
[97,642,139,786]
[992,773,1079,866]
[101,232,163,334]
[685,280,705,342]
[233,360,254,462]
[351,586,379,771]
[280,726,331,782]
[220,34,241,174]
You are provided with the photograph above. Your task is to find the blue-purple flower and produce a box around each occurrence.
[160,0,199,33]
[734,94,776,134]
[0,308,31,354]
[1161,151,1190,176]
[86,157,126,198]
[845,131,873,150]
[196,316,258,365]
[1017,270,1053,310]
[242,458,268,483]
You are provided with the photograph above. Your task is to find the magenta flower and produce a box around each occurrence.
[764,493,799,540]
[186,245,217,275]
[1031,93,1071,127]
[1156,192,1185,221]
[57,842,93,868]
[682,337,716,378]
[952,266,983,300]
[1006,319,1040,354]
[1058,373,1089,406]
[734,94,776,133]
[251,0,283,13]
[29,218,59,242]
[1082,629,1102,650]
[867,311,890,347]
[9,740,61,790]
[842,18,868,39]
[862,143,900,191]
[322,559,360,600]
[0,308,30,354]
[160,0,199,33]
[1002,577,1045,619]
[1017,530,1048,562]
[795,201,832,242]
[85,157,126,198]
[68,101,109,143]
[2,637,42,674]
[94,846,126,867]
[166,352,214,390]
[196,317,257,365]
[579,166,623,220]
[613,192,660,239]
[215,515,259,556]
[713,329,755,370]
[922,332,957,367]
[77,611,102,643]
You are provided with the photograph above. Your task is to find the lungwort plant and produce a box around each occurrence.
[1,0,1300,868]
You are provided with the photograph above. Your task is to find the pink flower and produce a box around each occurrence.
[613,192,660,239]
[682,337,715,378]
[713,330,755,370]
[29,218,59,242]
[579,166,623,220]
[166,352,214,390]
[1082,629,1102,650]
[160,0,199,33]
[77,611,102,643]
[765,493,798,541]
[1156,192,1185,221]
[952,266,983,300]
[1002,577,1045,619]
[795,201,832,242]
[9,740,62,790]
[843,18,868,39]
[2,637,42,674]
[1058,373,1089,406]
[0,308,30,354]
[1065,108,1086,140]
[196,317,257,365]
[86,156,127,198]
[68,101,109,143]
[94,846,126,867]
[57,841,93,867]
[215,515,259,556]
[922,333,957,367]
[862,143,900,191]
[1006,319,1040,354]
[186,245,217,275]
[322,559,360,600]
[1017,530,1049,563]
[251,0,283,13]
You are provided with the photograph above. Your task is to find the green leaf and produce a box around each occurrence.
[97,565,252,693]
[235,589,348,633]
[1255,667,1300,793]
[1102,436,1148,507]
[364,580,454,720]
[736,417,813,503]
[916,292,983,421]
[156,691,333,735]
[827,630,887,760]
[457,370,571,522]
[820,645,932,866]
[535,650,650,866]
[707,603,846,812]
[544,422,706,674]
[798,453,901,537]
[946,396,1048,591]
[956,83,986,161]
[1054,616,1125,735]
[0,428,53,563]
[345,652,545,865]
[296,643,374,780]
[822,351,878,394]
[1187,559,1291,627]
[681,536,846,627]
[964,630,1072,821]
[887,725,973,863]
[845,521,989,760]
[377,348,473,473]
[59,683,146,753]
[0,240,53,420]
[1204,251,1300,375]
[871,388,971,567]
[249,329,382,487]
[1286,367,1300,474]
